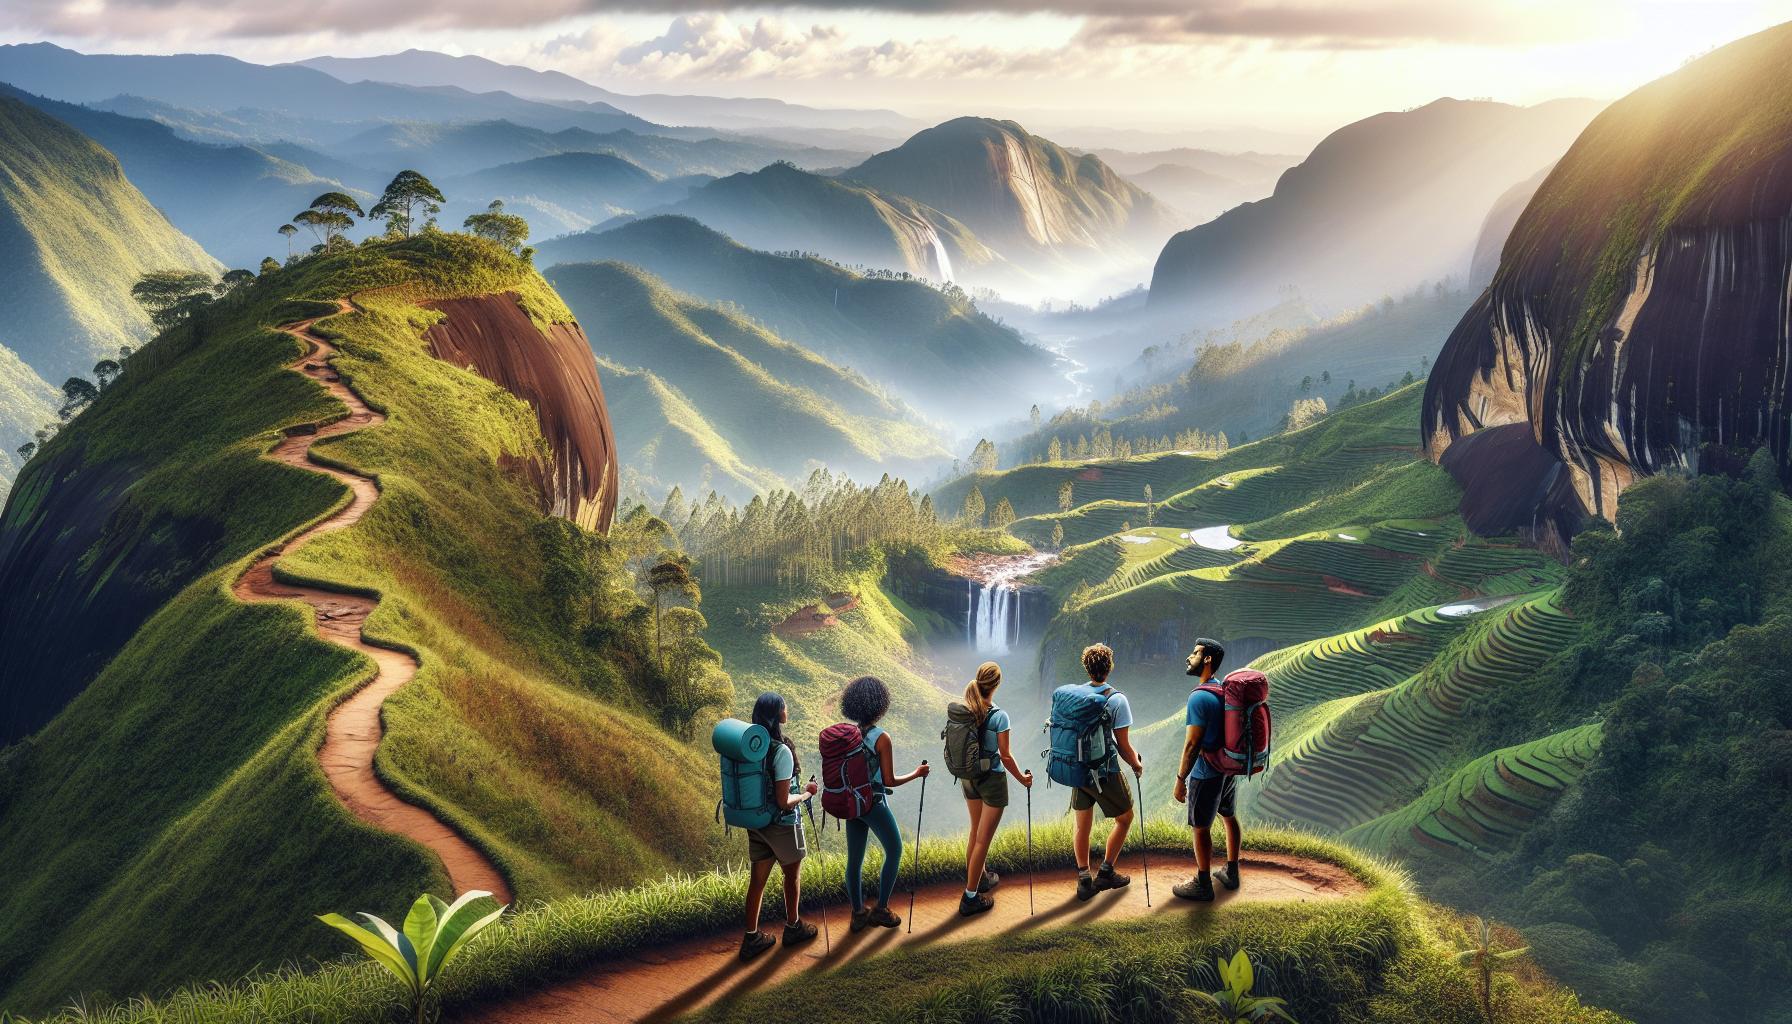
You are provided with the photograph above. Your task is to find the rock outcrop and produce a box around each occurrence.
[1423,22,1792,540]
[423,293,619,532]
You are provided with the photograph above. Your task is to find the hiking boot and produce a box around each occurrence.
[1173,875,1215,902]
[1215,862,1241,891]
[1094,865,1131,893]
[865,905,902,929]
[849,908,871,934]
[978,869,1000,894]
[1076,873,1097,902]
[739,930,776,961]
[958,892,996,917]
[782,920,818,947]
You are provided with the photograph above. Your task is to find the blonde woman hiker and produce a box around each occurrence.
[942,661,1033,917]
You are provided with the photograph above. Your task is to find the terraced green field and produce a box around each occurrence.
[1252,590,1581,831]
[1343,723,1604,860]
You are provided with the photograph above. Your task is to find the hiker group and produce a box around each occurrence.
[712,638,1272,962]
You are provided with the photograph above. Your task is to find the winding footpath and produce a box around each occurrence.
[233,301,511,903]
[472,851,1359,1023]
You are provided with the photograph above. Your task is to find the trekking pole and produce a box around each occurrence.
[807,778,829,953]
[907,761,927,934]
[1133,767,1151,907]
[1025,773,1036,916]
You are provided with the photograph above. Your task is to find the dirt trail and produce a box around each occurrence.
[232,301,511,904]
[473,851,1359,1023]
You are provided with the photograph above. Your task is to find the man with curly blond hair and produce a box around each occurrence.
[1058,642,1143,901]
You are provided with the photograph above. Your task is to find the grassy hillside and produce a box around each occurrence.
[0,83,344,269]
[0,344,57,495]
[537,215,1060,422]
[547,260,951,500]
[0,233,727,1012]
[0,93,220,382]
[12,829,1619,1024]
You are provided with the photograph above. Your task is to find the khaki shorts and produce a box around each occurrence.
[1070,772,1133,818]
[960,772,1010,808]
[747,822,804,866]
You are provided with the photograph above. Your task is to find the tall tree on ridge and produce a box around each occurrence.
[370,170,445,238]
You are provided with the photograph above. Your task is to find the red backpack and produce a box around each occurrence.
[820,723,883,819]
[1195,669,1273,776]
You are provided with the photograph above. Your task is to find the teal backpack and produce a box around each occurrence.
[713,718,777,830]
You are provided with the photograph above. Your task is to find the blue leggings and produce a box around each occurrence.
[843,801,903,910]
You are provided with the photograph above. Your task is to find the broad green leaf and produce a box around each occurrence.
[1216,954,1234,992]
[1452,949,1478,965]
[426,890,502,980]
[1231,950,1254,994]
[359,911,420,978]
[402,895,439,981]
[1495,947,1530,960]
[317,914,417,991]
[434,904,505,977]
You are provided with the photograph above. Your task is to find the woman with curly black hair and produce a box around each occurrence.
[839,675,929,930]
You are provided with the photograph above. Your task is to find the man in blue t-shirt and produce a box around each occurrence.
[1172,637,1241,902]
[1067,643,1144,902]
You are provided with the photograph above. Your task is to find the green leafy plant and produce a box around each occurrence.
[1453,916,1528,1024]
[318,890,505,1024]
[1190,950,1296,1023]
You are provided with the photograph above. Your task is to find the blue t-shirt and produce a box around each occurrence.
[770,743,798,825]
[1080,683,1131,776]
[983,707,1011,774]
[1185,687,1223,780]
[864,725,888,792]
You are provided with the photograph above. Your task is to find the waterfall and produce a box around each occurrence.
[969,582,1016,655]
[924,225,955,284]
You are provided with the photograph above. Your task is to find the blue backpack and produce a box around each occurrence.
[713,718,777,830]
[1044,684,1119,788]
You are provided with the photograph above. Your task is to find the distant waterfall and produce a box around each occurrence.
[967,580,1018,655]
[925,226,955,284]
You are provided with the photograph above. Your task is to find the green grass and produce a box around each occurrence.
[0,233,726,1013]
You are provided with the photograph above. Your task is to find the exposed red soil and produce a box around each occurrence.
[1322,574,1370,597]
[231,301,511,904]
[469,850,1361,1024]
[423,294,619,532]
[771,592,862,635]
[1368,628,1425,645]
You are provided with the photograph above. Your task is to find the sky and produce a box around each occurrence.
[4,0,1791,143]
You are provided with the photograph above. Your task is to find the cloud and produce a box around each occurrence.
[530,13,1077,83]
[3,0,1604,47]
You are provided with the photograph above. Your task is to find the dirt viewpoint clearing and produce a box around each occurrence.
[474,851,1359,1023]
[232,302,511,903]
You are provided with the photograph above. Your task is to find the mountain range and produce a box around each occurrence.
[1148,97,1604,317]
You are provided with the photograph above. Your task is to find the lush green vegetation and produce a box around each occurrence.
[0,231,732,1012]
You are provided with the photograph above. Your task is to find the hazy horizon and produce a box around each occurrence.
[6,1,1792,149]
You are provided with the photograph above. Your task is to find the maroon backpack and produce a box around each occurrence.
[820,723,883,819]
[1195,669,1273,776]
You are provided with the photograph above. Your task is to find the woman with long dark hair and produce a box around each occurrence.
[738,691,819,961]
[840,676,930,930]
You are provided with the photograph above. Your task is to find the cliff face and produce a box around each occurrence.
[423,293,618,532]
[847,117,1174,260]
[1423,22,1792,536]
